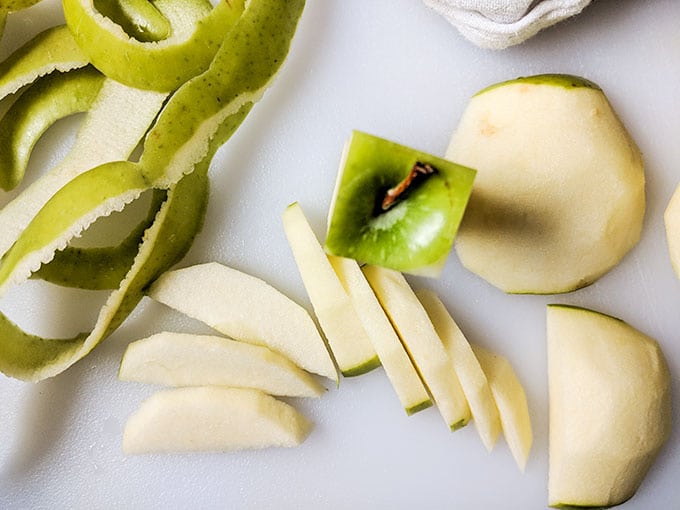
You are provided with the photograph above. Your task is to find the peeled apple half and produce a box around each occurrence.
[547,305,671,508]
[448,75,644,294]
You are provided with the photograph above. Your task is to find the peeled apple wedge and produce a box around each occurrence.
[119,332,325,398]
[282,202,379,377]
[417,289,501,452]
[123,387,312,455]
[363,265,470,430]
[329,255,431,414]
[472,344,532,472]
[448,74,645,294]
[663,186,680,277]
[547,305,672,508]
[147,262,338,383]
[63,0,245,91]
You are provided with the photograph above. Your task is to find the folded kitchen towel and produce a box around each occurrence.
[424,0,592,49]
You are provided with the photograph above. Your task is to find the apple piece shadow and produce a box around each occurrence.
[1,365,82,482]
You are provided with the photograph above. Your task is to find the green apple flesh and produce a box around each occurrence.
[282,202,379,377]
[448,74,645,294]
[119,332,325,398]
[329,254,432,414]
[325,131,476,277]
[363,265,470,430]
[0,66,105,190]
[0,25,88,99]
[547,305,671,508]
[417,289,501,451]
[147,262,338,383]
[123,386,312,455]
[472,344,533,472]
[63,0,244,92]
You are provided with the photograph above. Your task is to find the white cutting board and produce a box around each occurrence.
[1,0,679,508]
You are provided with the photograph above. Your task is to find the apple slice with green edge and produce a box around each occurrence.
[92,0,171,42]
[123,386,312,455]
[0,78,167,259]
[119,331,325,398]
[663,185,680,278]
[147,262,337,382]
[282,202,379,377]
[0,157,208,381]
[329,255,431,414]
[362,265,470,430]
[63,0,245,92]
[547,305,671,508]
[324,131,476,277]
[471,344,532,472]
[0,66,105,190]
[448,74,645,294]
[417,289,501,452]
[0,25,88,99]
[138,0,306,187]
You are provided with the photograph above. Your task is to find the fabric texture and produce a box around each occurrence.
[424,0,592,50]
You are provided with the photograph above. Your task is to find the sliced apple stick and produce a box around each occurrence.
[417,290,501,451]
[363,265,470,430]
[329,255,432,414]
[119,332,325,398]
[282,202,380,377]
[147,262,338,383]
[472,344,533,472]
[123,387,312,455]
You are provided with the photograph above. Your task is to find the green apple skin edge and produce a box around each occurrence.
[325,131,476,277]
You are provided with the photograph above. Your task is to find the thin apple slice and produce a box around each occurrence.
[547,305,671,508]
[471,344,533,472]
[119,332,325,398]
[417,289,501,451]
[282,202,379,377]
[147,262,338,383]
[123,386,312,455]
[448,74,645,294]
[664,186,680,278]
[363,265,470,430]
[329,255,431,414]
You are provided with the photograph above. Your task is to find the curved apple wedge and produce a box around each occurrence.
[363,265,470,430]
[329,255,431,414]
[282,202,379,377]
[119,332,325,398]
[472,344,533,472]
[147,262,338,383]
[448,74,645,294]
[123,387,312,455]
[417,290,501,452]
[547,305,671,508]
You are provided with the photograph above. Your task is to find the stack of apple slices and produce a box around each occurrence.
[118,263,338,455]
[282,202,532,470]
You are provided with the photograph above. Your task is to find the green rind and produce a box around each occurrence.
[63,0,244,92]
[0,25,89,99]
[474,74,602,98]
[34,190,167,289]
[0,0,41,12]
[325,131,476,274]
[93,0,171,42]
[340,354,381,377]
[0,66,105,191]
[405,398,434,416]
[139,0,306,186]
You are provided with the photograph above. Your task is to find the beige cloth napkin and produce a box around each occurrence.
[424,0,592,49]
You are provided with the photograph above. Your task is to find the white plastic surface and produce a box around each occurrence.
[1,0,679,508]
